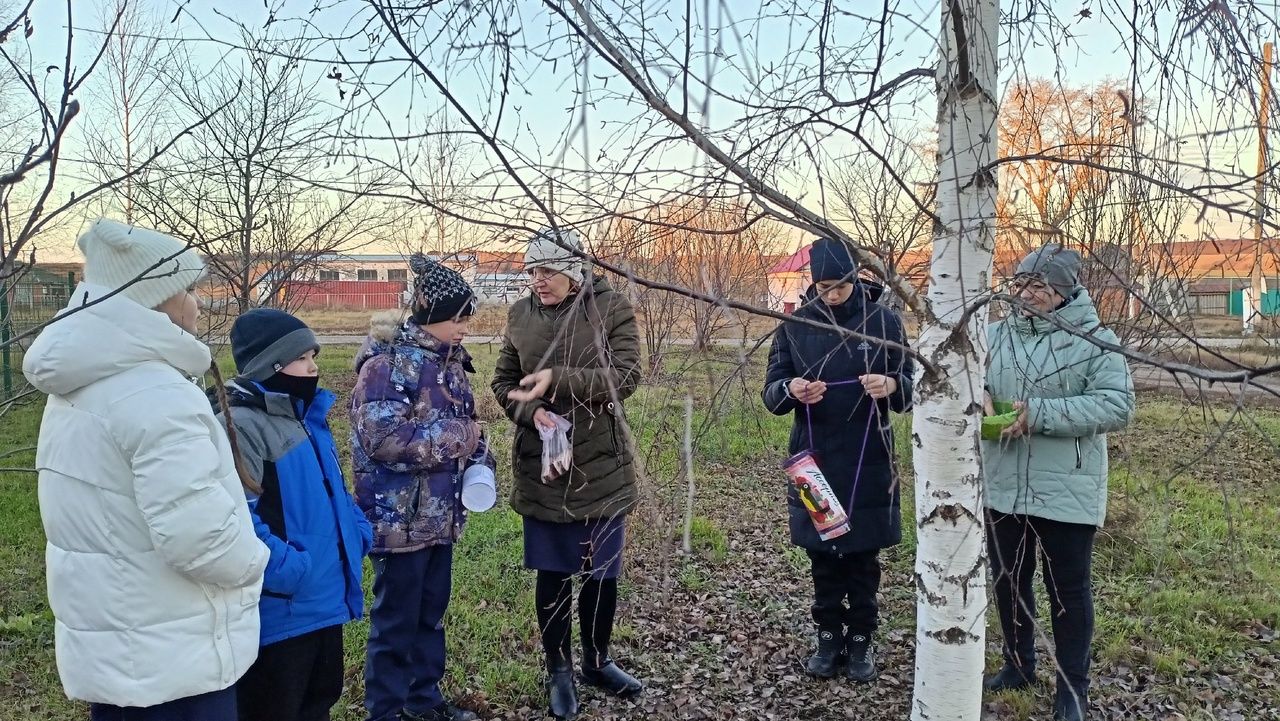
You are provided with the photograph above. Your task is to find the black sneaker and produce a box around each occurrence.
[805,628,845,678]
[843,632,877,682]
[983,664,1038,693]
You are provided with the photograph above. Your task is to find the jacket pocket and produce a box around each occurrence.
[1074,438,1082,469]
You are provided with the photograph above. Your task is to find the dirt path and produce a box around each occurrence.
[1131,364,1280,405]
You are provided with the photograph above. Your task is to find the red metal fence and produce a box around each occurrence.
[283,280,406,310]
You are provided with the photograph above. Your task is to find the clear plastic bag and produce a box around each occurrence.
[538,411,574,482]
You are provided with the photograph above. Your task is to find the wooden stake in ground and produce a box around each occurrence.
[681,394,695,556]
[910,0,998,718]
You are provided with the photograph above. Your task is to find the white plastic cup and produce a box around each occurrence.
[461,464,497,512]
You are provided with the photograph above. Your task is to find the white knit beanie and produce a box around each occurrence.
[78,218,205,310]
[524,228,585,285]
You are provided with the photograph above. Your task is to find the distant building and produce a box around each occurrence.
[283,251,527,310]
[4,263,80,313]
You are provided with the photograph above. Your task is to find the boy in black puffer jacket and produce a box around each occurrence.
[762,237,914,682]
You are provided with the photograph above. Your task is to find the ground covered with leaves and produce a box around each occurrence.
[1,348,1278,720]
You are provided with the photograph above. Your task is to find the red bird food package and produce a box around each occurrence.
[782,450,850,540]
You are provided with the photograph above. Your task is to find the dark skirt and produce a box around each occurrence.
[522,516,626,580]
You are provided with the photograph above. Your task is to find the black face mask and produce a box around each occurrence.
[261,372,319,408]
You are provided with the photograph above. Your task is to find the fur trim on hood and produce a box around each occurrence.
[368,310,406,344]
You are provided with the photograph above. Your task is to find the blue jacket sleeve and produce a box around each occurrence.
[248,497,312,596]
[349,493,374,557]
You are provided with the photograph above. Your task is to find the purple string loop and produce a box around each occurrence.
[801,377,882,514]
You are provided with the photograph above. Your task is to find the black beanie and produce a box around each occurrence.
[409,253,477,325]
[809,237,857,282]
[229,309,320,381]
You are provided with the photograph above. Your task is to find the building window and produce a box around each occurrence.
[357,269,378,281]
[318,270,339,281]
[387,269,408,281]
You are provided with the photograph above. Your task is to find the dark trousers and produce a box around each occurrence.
[90,688,236,721]
[237,624,344,721]
[364,546,454,721]
[987,509,1096,694]
[806,548,881,636]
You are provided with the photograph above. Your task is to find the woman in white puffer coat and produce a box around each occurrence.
[22,218,269,720]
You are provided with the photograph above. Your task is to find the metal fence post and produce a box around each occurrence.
[1,279,11,399]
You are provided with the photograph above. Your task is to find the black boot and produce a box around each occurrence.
[1054,685,1088,721]
[804,628,844,678]
[546,660,579,720]
[581,656,644,697]
[843,631,876,682]
[984,663,1038,692]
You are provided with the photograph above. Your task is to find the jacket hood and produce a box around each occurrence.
[22,283,211,396]
[1009,289,1101,336]
[797,279,883,317]
[354,312,473,374]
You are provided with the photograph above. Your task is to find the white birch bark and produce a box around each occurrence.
[910,0,999,718]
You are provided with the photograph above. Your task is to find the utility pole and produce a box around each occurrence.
[1247,42,1272,335]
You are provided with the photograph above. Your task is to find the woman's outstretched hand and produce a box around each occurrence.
[509,369,553,403]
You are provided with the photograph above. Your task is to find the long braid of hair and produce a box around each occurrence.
[208,360,263,496]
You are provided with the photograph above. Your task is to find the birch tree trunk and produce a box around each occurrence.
[910,0,999,718]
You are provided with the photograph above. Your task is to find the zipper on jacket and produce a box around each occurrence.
[1074,438,1082,469]
[303,423,359,617]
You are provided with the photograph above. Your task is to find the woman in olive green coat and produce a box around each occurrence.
[982,244,1135,721]
[491,229,642,720]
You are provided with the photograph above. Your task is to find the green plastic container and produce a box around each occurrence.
[981,401,1019,441]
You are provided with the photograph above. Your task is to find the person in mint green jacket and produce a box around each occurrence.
[981,244,1135,721]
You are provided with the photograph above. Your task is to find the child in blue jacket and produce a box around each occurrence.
[216,308,373,721]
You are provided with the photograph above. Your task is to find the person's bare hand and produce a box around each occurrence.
[859,374,898,400]
[509,369,553,403]
[1001,401,1029,439]
[532,407,556,432]
[788,378,827,405]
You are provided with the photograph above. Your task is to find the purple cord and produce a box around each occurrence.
[802,379,883,517]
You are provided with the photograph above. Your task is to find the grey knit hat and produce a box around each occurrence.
[524,228,585,285]
[1015,244,1082,299]
[229,309,320,382]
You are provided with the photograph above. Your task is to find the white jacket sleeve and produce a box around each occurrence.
[114,383,268,589]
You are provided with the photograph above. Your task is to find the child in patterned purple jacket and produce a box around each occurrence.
[351,255,494,721]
